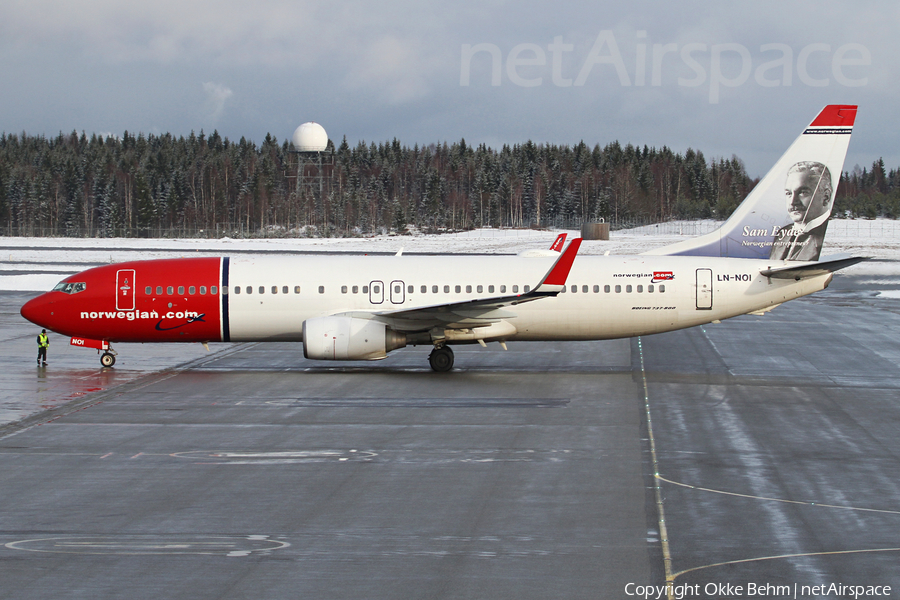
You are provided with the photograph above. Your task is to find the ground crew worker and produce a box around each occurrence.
[37,329,49,365]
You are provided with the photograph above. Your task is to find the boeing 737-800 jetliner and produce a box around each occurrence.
[21,105,862,371]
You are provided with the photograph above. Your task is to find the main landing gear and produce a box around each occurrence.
[428,345,454,372]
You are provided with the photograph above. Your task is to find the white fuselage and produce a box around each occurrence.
[225,254,830,342]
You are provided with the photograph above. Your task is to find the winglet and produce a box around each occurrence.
[549,233,567,252]
[534,238,582,293]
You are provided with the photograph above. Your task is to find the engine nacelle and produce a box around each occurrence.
[302,316,407,361]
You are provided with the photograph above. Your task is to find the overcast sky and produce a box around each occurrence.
[0,0,894,177]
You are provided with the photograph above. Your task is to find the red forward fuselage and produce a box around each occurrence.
[20,257,226,343]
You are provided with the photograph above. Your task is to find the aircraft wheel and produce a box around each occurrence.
[428,346,454,372]
[100,352,116,367]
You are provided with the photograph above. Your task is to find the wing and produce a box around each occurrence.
[336,238,582,333]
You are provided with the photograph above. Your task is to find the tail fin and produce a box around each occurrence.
[644,105,856,261]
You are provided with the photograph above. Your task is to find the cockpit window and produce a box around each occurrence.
[52,281,87,294]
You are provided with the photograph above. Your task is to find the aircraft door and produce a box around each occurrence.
[390,280,405,304]
[695,268,713,310]
[116,269,136,311]
[369,280,384,304]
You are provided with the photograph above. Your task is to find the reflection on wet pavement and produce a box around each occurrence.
[1,291,233,427]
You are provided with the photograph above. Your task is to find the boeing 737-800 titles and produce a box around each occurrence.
[21,105,862,371]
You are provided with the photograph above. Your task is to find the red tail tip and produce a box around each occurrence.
[809,105,857,127]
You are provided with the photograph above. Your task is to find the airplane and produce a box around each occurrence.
[20,105,862,372]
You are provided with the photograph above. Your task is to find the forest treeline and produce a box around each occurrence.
[0,130,898,238]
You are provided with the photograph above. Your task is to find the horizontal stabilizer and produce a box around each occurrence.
[760,254,868,279]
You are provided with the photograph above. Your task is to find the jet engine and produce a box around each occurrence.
[302,316,407,360]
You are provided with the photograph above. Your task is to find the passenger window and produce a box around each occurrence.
[342,286,348,294]
[648,285,654,293]
[421,285,427,293]
[156,286,163,295]
[394,284,401,294]
[660,285,666,293]
[234,286,241,294]
[259,286,265,294]
[145,286,152,295]
[200,286,207,295]
[272,286,278,294]
[363,286,368,294]
[637,285,643,293]
[246,286,252,294]
[167,286,174,295]
[615,285,621,293]
[512,285,518,293]
[626,285,632,293]
[282,286,288,294]
[455,285,461,293]
[604,285,610,293]
[488,285,494,293]
[560,286,566,293]
[444,285,450,293]
[319,286,325,294]
[212,286,218,295]
[432,285,438,293]
[593,285,599,293]
[352,286,358,294]
[582,285,588,293]
[408,285,414,293]
[571,285,577,293]
[524,285,530,292]
[500,285,506,293]
[189,286,196,295]
[466,285,472,293]
[477,285,483,293]
[295,286,301,294]
[178,286,185,295]
[373,285,380,294]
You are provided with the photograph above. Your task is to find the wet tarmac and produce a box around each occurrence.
[2,271,900,599]
[0,291,234,426]
[643,275,900,597]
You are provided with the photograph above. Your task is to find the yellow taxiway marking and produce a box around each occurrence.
[637,337,676,599]
[671,547,900,579]
[657,474,900,516]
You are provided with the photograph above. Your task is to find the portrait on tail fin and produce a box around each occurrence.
[642,105,854,261]
[769,161,834,261]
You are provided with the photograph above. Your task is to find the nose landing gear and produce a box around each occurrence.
[69,337,117,367]
[100,350,117,367]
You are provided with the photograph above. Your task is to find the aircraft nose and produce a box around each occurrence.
[20,293,53,328]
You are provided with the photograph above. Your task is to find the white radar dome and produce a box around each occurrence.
[291,122,328,152]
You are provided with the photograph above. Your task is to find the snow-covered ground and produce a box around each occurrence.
[2,219,900,292]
